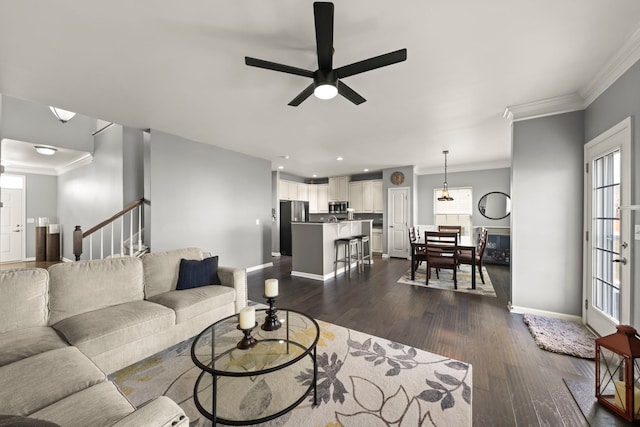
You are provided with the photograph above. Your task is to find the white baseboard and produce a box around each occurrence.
[246,262,274,273]
[509,305,582,323]
[271,252,281,257]
[381,253,390,258]
[292,262,360,282]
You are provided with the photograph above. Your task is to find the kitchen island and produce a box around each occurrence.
[290,220,373,281]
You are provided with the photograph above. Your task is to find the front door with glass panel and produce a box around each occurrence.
[584,118,631,337]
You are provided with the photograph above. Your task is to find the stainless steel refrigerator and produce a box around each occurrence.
[280,200,309,256]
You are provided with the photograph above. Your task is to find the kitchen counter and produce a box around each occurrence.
[290,220,373,281]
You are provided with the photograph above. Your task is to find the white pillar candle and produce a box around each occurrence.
[265,279,279,297]
[239,306,255,329]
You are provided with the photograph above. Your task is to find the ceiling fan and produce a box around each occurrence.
[244,2,407,106]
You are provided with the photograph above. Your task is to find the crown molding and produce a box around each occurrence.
[580,23,640,106]
[415,158,511,175]
[503,93,585,122]
[505,23,640,122]
[3,153,93,176]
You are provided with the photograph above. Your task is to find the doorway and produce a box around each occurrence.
[387,187,409,258]
[583,117,631,336]
[0,174,26,263]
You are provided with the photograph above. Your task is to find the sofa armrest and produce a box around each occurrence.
[218,266,247,312]
[110,396,188,427]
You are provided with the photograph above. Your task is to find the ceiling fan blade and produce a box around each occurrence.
[288,83,315,106]
[335,48,407,79]
[337,81,366,105]
[245,57,314,78]
[314,2,334,70]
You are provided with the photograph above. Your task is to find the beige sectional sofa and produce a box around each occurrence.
[0,247,247,427]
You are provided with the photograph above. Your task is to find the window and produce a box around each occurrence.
[434,187,472,236]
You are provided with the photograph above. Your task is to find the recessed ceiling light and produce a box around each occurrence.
[278,165,284,170]
[34,145,57,156]
[282,155,290,160]
[337,157,343,161]
[312,174,317,178]
[363,168,369,172]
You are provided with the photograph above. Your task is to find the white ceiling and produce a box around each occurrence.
[1,0,640,178]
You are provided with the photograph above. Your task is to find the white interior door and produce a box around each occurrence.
[1,187,25,262]
[387,187,409,258]
[584,117,631,336]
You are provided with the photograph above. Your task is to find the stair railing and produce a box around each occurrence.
[73,198,146,261]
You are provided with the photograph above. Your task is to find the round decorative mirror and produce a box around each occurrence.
[478,192,511,220]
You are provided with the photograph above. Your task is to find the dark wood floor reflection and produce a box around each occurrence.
[247,255,593,427]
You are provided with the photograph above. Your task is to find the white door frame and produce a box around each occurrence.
[583,117,632,334]
[387,186,410,258]
[0,174,27,263]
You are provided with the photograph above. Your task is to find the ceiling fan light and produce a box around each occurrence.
[34,145,57,156]
[49,106,76,123]
[314,84,338,100]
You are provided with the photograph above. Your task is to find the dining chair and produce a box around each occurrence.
[438,225,462,237]
[408,227,426,272]
[458,227,489,284]
[424,231,459,288]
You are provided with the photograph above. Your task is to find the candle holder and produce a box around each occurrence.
[261,296,281,331]
[236,322,258,350]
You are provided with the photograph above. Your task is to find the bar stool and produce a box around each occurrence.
[334,237,358,278]
[353,234,371,272]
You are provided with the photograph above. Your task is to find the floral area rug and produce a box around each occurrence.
[397,264,496,297]
[109,320,472,426]
[522,314,596,359]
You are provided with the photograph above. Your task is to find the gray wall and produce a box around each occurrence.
[511,111,585,315]
[58,124,125,260]
[122,127,145,205]
[148,130,272,269]
[585,59,640,329]
[24,173,57,258]
[416,168,511,228]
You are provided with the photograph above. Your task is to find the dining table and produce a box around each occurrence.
[410,235,477,289]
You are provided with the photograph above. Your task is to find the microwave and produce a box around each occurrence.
[329,201,349,213]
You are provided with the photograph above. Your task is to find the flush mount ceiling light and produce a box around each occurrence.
[34,145,57,156]
[49,106,76,123]
[437,150,454,201]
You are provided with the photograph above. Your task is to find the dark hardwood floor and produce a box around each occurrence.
[247,255,594,427]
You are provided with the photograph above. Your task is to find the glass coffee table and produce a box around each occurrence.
[190,308,319,425]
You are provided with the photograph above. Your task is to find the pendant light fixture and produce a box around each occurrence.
[49,106,76,123]
[437,150,454,201]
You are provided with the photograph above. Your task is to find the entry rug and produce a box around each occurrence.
[523,314,596,359]
[397,264,496,297]
[110,320,472,426]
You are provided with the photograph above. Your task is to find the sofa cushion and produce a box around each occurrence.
[0,326,68,367]
[0,346,105,416]
[52,300,176,358]
[48,257,144,324]
[31,381,134,427]
[0,415,60,426]
[0,268,49,333]
[142,248,203,298]
[148,285,236,324]
[176,256,221,290]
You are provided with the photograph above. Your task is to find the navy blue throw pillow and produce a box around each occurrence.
[176,256,221,290]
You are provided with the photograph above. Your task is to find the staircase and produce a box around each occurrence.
[73,198,148,261]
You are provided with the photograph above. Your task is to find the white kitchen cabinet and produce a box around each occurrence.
[278,179,289,200]
[297,182,309,201]
[279,179,302,201]
[372,180,383,213]
[308,185,318,212]
[348,181,364,212]
[308,183,329,213]
[317,184,329,213]
[329,176,349,201]
[372,229,383,253]
[349,180,381,213]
